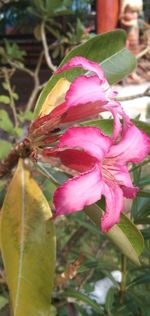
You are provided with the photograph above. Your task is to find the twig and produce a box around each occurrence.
[61,227,87,264]
[6,53,45,112]
[2,67,18,127]
[136,45,150,60]
[78,239,109,290]
[55,253,85,287]
[116,86,150,102]
[41,21,56,72]
[26,52,44,111]
[119,255,127,304]
[6,59,35,78]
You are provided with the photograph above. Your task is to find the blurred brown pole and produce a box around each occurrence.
[96,0,120,33]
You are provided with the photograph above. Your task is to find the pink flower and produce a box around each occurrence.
[43,124,150,232]
[29,56,128,143]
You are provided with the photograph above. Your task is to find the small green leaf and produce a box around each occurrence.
[0,109,14,133]
[18,110,33,123]
[0,140,12,159]
[12,92,19,101]
[0,95,10,104]
[85,204,144,265]
[2,82,9,91]
[0,159,56,316]
[34,30,136,117]
[14,127,24,137]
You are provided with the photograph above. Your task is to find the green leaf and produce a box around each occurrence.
[0,95,10,104]
[133,196,150,222]
[105,287,115,315]
[137,190,150,198]
[81,119,113,136]
[0,296,8,310]
[63,289,104,314]
[18,111,34,123]
[0,159,56,316]
[14,127,24,137]
[36,162,69,185]
[82,118,150,138]
[85,204,144,265]
[141,228,150,239]
[127,274,150,288]
[12,92,19,101]
[4,40,26,61]
[0,109,14,133]
[34,30,136,117]
[0,140,12,160]
[135,217,150,225]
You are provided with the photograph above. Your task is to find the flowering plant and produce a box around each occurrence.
[1,30,150,315]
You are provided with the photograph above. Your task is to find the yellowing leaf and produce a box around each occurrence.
[39,77,70,117]
[0,159,56,316]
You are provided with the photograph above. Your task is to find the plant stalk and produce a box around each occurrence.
[3,67,18,127]
[119,254,127,304]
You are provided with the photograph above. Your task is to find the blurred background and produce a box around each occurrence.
[0,0,149,107]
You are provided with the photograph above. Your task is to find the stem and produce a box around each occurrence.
[41,21,56,71]
[136,45,150,60]
[6,53,44,112]
[26,52,44,111]
[116,86,150,102]
[119,255,127,304]
[130,158,150,172]
[3,67,18,127]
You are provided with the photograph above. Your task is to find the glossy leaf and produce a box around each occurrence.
[127,274,150,288]
[105,287,116,314]
[82,118,150,138]
[63,289,104,314]
[34,30,136,117]
[82,119,113,136]
[137,190,150,198]
[85,204,144,265]
[0,159,56,316]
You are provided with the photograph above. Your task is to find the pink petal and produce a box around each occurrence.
[58,126,112,161]
[43,148,97,172]
[108,124,150,164]
[56,56,105,80]
[101,181,124,232]
[60,101,105,124]
[121,185,139,199]
[54,163,102,216]
[65,75,108,107]
[104,161,138,198]
[56,57,117,101]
